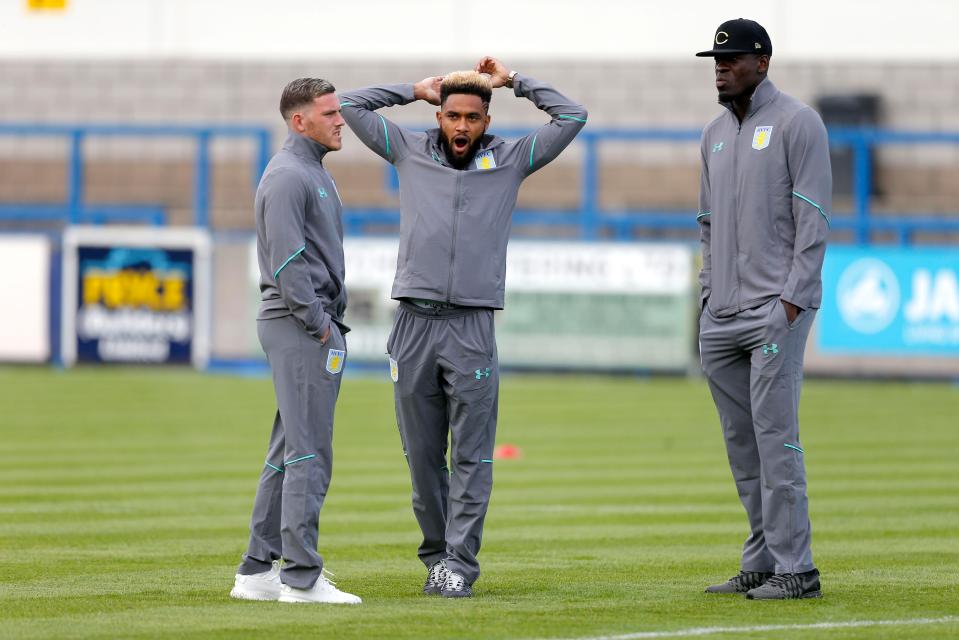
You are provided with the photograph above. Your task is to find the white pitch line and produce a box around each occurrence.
[543,616,959,640]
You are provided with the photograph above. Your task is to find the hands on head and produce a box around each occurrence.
[414,76,444,106]
[415,57,511,105]
[474,56,510,89]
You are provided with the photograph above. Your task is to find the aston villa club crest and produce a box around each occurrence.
[752,126,773,150]
[326,349,345,374]
[474,149,496,170]
[389,357,399,382]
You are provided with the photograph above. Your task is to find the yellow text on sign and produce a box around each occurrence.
[27,0,68,10]
[83,270,186,311]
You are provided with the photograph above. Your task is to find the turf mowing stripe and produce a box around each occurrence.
[553,616,959,640]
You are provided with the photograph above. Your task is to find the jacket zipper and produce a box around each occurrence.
[446,171,463,302]
[733,116,744,313]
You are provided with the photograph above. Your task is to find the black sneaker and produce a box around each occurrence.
[423,560,449,596]
[746,569,822,599]
[440,571,473,598]
[705,570,773,594]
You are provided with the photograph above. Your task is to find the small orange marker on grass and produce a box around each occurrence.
[493,444,523,460]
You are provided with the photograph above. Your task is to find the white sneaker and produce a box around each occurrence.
[278,571,362,605]
[230,560,282,601]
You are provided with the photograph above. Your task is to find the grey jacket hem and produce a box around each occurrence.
[709,294,822,318]
[393,287,502,310]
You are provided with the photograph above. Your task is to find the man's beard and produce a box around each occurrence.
[440,133,484,170]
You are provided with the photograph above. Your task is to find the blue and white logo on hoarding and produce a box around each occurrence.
[820,247,959,356]
[836,258,900,334]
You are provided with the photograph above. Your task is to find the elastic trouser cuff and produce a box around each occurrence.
[443,558,478,585]
[419,551,446,568]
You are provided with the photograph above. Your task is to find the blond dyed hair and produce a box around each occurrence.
[440,71,493,107]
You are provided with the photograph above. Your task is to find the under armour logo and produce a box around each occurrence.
[712,142,725,153]
[474,367,491,380]
[317,187,328,198]
[762,343,779,356]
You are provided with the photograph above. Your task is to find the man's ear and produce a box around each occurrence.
[435,110,443,126]
[290,112,304,133]
[757,54,770,74]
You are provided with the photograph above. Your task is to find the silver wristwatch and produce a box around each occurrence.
[505,70,517,89]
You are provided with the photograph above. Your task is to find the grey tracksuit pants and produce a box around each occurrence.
[699,297,816,575]
[388,302,498,585]
[237,314,346,589]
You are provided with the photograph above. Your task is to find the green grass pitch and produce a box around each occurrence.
[0,366,957,639]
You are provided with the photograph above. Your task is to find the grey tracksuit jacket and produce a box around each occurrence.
[698,78,831,317]
[339,74,588,307]
[256,132,348,335]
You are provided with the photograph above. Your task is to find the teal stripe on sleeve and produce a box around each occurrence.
[377,114,390,157]
[529,135,537,168]
[696,211,711,220]
[481,459,494,463]
[273,245,306,280]
[285,454,316,466]
[265,462,284,474]
[558,115,587,123]
[784,443,805,454]
[339,101,356,107]
[792,191,830,227]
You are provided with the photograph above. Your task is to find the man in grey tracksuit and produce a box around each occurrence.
[231,78,360,605]
[695,20,830,600]
[340,56,586,597]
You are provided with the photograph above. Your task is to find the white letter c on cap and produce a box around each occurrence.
[715,31,729,45]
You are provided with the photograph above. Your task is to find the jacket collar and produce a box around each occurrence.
[283,131,329,163]
[720,77,779,121]
[425,129,505,168]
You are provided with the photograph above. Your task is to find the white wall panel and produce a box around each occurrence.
[2,0,957,61]
[0,236,51,362]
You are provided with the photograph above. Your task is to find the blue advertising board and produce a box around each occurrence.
[819,246,959,356]
[74,246,196,364]
[61,227,211,368]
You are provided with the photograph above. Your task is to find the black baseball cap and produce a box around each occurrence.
[695,18,772,57]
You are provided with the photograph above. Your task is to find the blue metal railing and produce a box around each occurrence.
[351,126,959,244]
[0,123,271,227]
[826,127,959,244]
[2,123,959,244]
